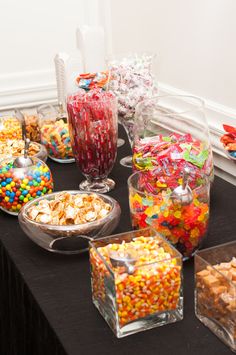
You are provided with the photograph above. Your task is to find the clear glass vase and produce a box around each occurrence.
[133,95,214,182]
[67,90,118,193]
[89,227,183,338]
[38,104,75,163]
[107,53,158,167]
[128,170,210,260]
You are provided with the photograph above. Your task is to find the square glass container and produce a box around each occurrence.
[89,227,183,338]
[195,241,236,352]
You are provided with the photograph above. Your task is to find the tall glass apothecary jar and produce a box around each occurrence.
[133,95,214,182]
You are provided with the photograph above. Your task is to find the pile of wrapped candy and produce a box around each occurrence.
[67,88,117,179]
[220,124,236,159]
[90,235,182,327]
[108,54,157,144]
[26,191,111,225]
[133,132,213,181]
[76,71,109,91]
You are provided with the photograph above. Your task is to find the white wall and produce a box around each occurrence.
[111,0,236,112]
[110,0,236,183]
[0,0,88,108]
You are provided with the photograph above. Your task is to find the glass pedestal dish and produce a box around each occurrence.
[67,89,118,193]
[195,242,236,352]
[108,53,158,168]
[89,227,183,337]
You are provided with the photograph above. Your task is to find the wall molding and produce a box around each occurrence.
[0,69,57,110]
[0,74,235,185]
[158,82,236,185]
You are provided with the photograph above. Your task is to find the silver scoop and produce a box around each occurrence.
[109,251,137,274]
[13,137,34,168]
[13,111,34,168]
[171,167,193,205]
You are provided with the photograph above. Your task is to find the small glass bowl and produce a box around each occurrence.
[18,190,121,254]
[0,140,48,163]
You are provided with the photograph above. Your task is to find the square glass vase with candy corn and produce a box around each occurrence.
[89,227,183,338]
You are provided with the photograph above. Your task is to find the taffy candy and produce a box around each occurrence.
[0,117,22,142]
[67,88,117,179]
[133,132,213,184]
[220,124,236,159]
[128,172,209,259]
[108,54,157,120]
[76,71,109,91]
[0,157,53,215]
[90,235,182,327]
[40,119,74,161]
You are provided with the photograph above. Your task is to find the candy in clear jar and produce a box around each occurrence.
[67,88,118,193]
[133,95,214,182]
[90,228,183,337]
[0,113,22,142]
[0,156,53,215]
[38,104,74,163]
[128,170,210,259]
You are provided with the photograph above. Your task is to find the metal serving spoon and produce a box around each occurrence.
[170,167,193,205]
[109,251,137,274]
[13,137,34,168]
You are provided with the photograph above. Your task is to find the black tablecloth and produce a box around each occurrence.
[0,126,236,355]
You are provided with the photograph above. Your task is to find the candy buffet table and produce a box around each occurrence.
[0,126,235,355]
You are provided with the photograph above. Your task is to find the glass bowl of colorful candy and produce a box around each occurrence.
[0,157,53,215]
[0,113,22,142]
[133,95,214,182]
[0,139,47,163]
[128,170,210,260]
[38,105,75,163]
[18,191,121,254]
[220,124,236,161]
[89,227,183,338]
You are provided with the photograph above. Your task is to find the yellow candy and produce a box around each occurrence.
[174,211,181,218]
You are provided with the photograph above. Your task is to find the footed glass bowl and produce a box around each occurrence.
[18,190,121,254]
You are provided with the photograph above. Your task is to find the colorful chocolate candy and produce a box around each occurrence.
[90,235,182,328]
[128,171,209,259]
[40,119,74,162]
[0,157,53,215]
